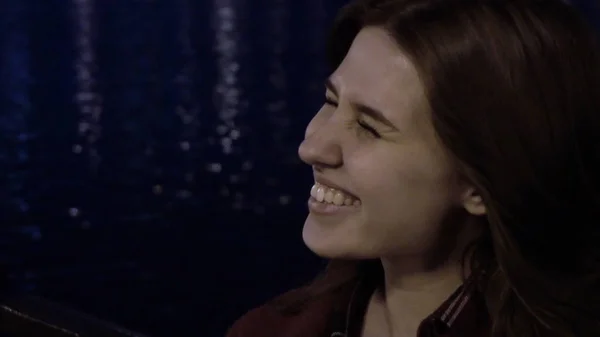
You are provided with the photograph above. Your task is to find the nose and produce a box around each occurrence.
[298,114,343,169]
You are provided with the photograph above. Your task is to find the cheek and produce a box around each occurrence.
[349,147,457,208]
[348,150,458,253]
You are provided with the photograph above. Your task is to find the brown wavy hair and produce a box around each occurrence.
[275,0,600,336]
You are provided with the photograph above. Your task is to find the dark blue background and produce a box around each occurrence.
[0,0,597,336]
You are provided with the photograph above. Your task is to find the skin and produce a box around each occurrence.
[297,27,486,337]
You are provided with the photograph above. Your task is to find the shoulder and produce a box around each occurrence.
[225,287,342,337]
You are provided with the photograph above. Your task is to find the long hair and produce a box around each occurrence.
[276,1,600,336]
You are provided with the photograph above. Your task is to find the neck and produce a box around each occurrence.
[371,214,480,337]
[374,257,464,337]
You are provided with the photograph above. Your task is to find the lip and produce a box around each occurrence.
[313,175,359,200]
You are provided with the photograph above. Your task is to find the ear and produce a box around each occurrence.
[461,187,486,216]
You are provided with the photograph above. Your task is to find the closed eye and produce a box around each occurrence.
[323,97,380,138]
[324,97,338,107]
[357,120,380,138]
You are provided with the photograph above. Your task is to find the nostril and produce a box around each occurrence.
[297,130,343,169]
[313,164,325,172]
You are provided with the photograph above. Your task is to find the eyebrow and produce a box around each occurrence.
[325,78,398,130]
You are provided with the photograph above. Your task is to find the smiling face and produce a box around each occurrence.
[298,27,484,264]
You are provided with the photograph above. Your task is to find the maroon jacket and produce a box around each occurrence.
[227,276,490,337]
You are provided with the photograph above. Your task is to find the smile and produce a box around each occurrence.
[308,182,361,214]
[310,182,361,206]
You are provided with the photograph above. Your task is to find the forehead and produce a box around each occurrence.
[330,27,428,127]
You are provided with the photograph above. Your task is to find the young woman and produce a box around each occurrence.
[227,0,600,336]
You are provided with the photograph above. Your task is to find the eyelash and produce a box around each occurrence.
[324,98,381,138]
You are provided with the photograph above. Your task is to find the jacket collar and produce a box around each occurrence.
[326,272,489,337]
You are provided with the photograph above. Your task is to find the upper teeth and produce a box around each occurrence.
[310,183,360,206]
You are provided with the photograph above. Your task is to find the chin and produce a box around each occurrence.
[302,216,374,259]
[303,237,346,259]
